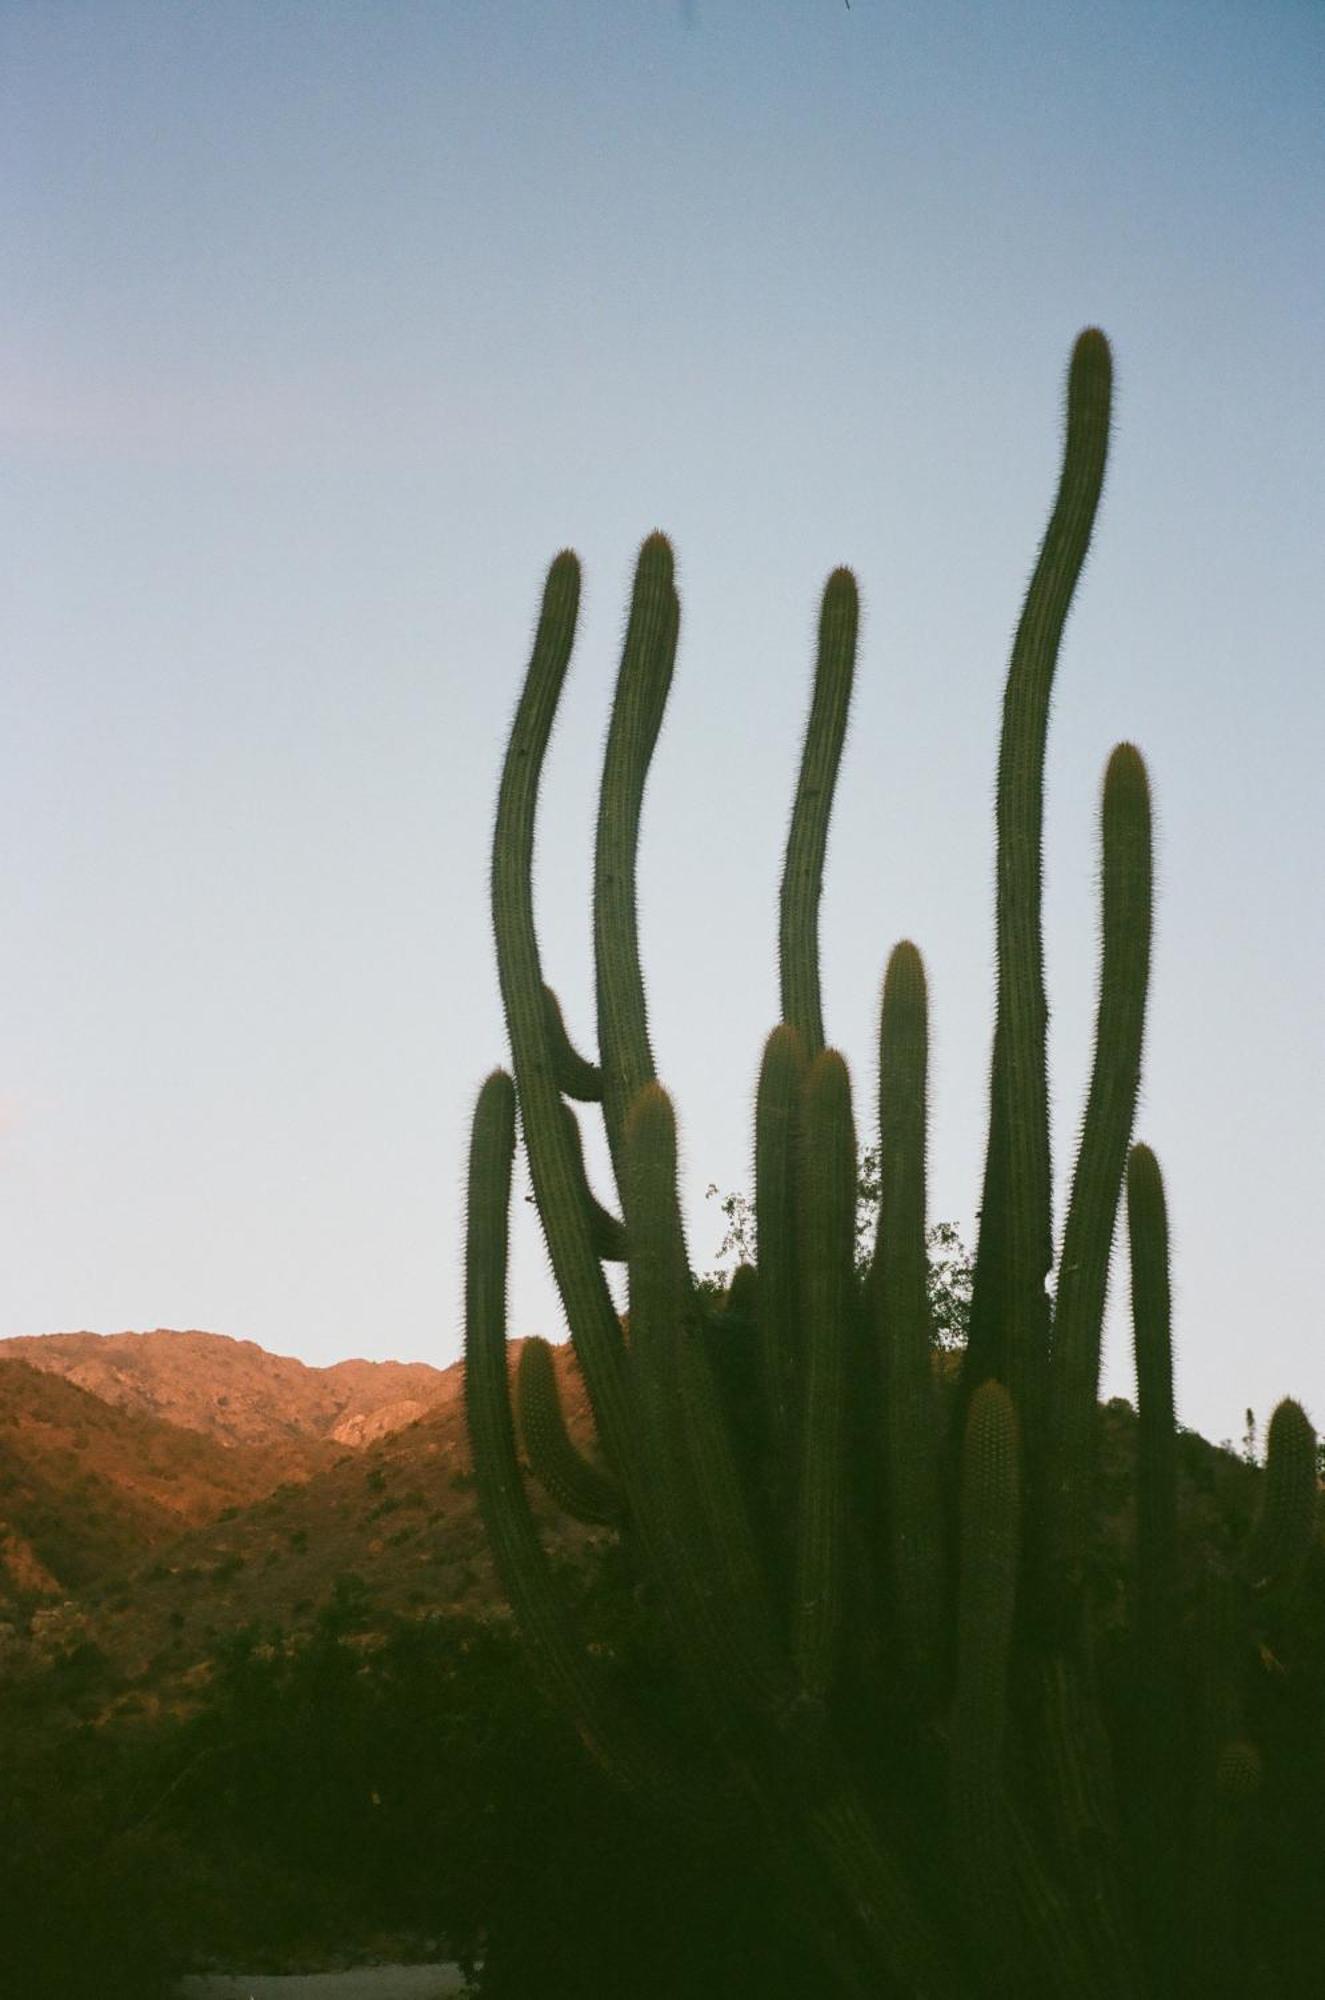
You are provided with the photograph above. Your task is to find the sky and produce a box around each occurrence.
[2,0,1322,1450]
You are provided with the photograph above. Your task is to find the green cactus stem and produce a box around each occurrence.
[1126,1141,1184,1979]
[542,984,603,1101]
[1044,742,1152,1610]
[873,940,944,1685]
[1036,1648,1140,1991]
[952,1380,1022,1980]
[755,1022,808,1505]
[594,534,678,1188]
[624,1081,783,1713]
[1127,1142,1180,1695]
[490,551,635,1475]
[793,1048,856,1703]
[557,1098,628,1261]
[463,1071,671,1804]
[516,1336,623,1527]
[1241,1397,1318,1591]
[966,328,1114,1449]
[779,569,858,1059]
[1216,1738,1264,1802]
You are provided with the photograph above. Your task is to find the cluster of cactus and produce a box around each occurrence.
[464,330,1321,1994]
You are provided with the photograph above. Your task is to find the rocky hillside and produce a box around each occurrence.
[0,1359,334,1601]
[0,1328,456,1450]
[1,1324,1280,1736]
[4,1338,606,1713]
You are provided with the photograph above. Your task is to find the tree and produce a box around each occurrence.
[701,1144,973,1350]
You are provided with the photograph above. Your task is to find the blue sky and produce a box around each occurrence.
[2,1,1322,1449]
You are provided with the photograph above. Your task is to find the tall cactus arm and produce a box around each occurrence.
[1124,1142,1186,1983]
[542,984,603,1101]
[515,1335,624,1527]
[1241,1397,1318,1590]
[1127,1145,1181,1709]
[793,1048,857,1704]
[1045,743,1152,1604]
[463,1071,670,1804]
[754,1023,808,1502]
[966,329,1113,1437]
[874,941,945,1685]
[625,1082,784,1713]
[594,534,679,1188]
[490,552,633,1471]
[779,568,859,1060]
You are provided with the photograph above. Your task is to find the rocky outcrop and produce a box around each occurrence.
[0,1329,455,1450]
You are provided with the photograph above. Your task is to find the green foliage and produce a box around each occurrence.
[467,330,1324,1994]
[703,1163,972,1347]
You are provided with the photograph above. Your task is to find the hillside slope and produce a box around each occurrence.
[0,1329,455,1449]
[0,1360,334,1601]
[20,1339,605,1709]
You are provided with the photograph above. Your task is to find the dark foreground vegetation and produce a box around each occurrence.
[3,1548,834,1999]
[4,1407,1323,1999]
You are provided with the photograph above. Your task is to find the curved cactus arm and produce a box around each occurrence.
[594,534,679,1191]
[754,1022,808,1509]
[557,1099,628,1262]
[624,1082,785,1713]
[874,941,945,1685]
[515,1335,624,1527]
[778,568,858,1059]
[463,1070,683,1811]
[1241,1397,1318,1590]
[1044,743,1152,1603]
[490,552,634,1470]
[951,1380,1022,1982]
[542,984,603,1101]
[793,1048,856,1703]
[966,329,1114,1440]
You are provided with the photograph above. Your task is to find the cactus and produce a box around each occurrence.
[514,1335,622,1527]
[464,330,1319,1992]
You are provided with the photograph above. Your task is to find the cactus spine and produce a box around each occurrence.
[465,331,1319,1994]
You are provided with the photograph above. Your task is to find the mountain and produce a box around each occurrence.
[3,1325,1270,1731]
[0,1359,334,1603]
[2,1337,605,1712]
[0,1325,465,1622]
[0,1328,455,1450]
[119,1347,602,1714]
